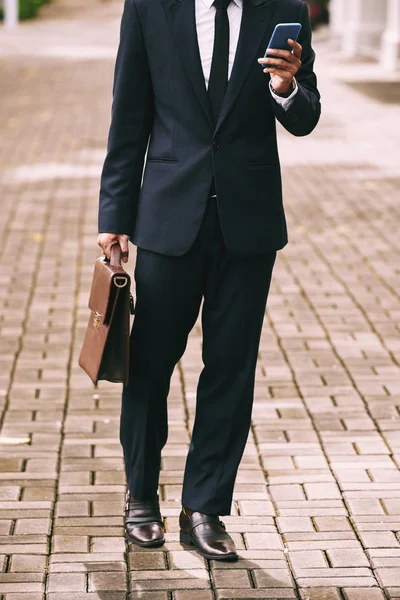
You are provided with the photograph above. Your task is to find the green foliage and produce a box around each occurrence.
[19,0,49,20]
[0,0,52,21]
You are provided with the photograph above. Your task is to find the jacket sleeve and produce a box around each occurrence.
[98,0,154,235]
[270,1,321,137]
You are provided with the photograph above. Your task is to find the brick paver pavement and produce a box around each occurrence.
[0,1,399,598]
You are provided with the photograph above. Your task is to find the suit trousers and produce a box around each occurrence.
[120,198,276,515]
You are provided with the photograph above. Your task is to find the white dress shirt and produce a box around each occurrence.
[195,0,298,110]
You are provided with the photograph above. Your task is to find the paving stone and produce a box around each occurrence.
[9,554,47,572]
[382,500,400,515]
[22,487,56,501]
[215,590,296,599]
[360,532,400,549]
[295,567,373,578]
[49,561,126,573]
[47,573,86,592]
[0,544,48,555]
[238,500,275,515]
[269,485,306,501]
[14,518,51,535]
[2,594,44,600]
[327,548,370,567]
[277,517,315,532]
[55,517,123,528]
[48,595,125,600]
[90,537,126,553]
[244,533,283,550]
[286,540,362,551]
[0,488,21,501]
[54,526,124,537]
[347,499,386,515]
[297,576,377,587]
[173,592,214,600]
[129,594,168,600]
[91,501,123,517]
[284,532,356,542]
[128,552,167,571]
[371,558,400,568]
[0,574,44,584]
[89,571,127,591]
[52,536,89,553]
[343,590,386,600]
[130,578,210,590]
[314,517,352,531]
[0,521,12,535]
[55,502,90,517]
[289,550,327,569]
[300,590,342,600]
[212,569,251,588]
[252,567,294,588]
[0,582,44,592]
[304,484,342,500]
[376,568,400,587]
[168,550,206,570]
[50,553,125,564]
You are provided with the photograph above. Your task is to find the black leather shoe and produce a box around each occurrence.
[124,493,165,547]
[179,507,238,561]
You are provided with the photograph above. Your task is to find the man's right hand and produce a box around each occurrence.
[97,233,130,263]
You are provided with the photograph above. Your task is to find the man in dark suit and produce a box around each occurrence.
[98,0,320,560]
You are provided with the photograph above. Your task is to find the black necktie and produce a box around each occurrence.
[208,0,231,125]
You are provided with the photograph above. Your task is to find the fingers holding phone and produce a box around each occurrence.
[265,38,302,66]
[258,23,303,95]
[259,39,302,92]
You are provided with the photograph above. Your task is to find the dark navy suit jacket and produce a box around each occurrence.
[99,0,321,256]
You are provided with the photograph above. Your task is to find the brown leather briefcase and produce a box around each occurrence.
[79,245,132,386]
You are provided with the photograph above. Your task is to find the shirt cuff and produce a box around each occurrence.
[270,78,299,111]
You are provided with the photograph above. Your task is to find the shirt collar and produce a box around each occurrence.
[201,0,243,10]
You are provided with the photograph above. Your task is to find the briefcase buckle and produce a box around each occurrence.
[92,311,102,329]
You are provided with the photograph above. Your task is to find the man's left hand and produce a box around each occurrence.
[258,39,302,94]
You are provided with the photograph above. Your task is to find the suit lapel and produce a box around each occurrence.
[162,0,213,129]
[215,0,277,134]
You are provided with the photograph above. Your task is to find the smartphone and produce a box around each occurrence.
[263,23,302,62]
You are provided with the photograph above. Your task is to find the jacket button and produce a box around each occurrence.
[213,141,220,149]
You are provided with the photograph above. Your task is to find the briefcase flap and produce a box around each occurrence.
[88,257,131,327]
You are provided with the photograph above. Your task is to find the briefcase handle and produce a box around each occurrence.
[110,244,122,268]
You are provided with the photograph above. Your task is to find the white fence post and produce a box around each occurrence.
[342,0,388,59]
[330,0,347,43]
[381,0,400,70]
[3,0,19,28]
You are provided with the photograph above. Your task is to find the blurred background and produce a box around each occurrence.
[0,1,399,599]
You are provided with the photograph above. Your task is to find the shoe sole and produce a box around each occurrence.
[179,529,238,561]
[125,531,165,548]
